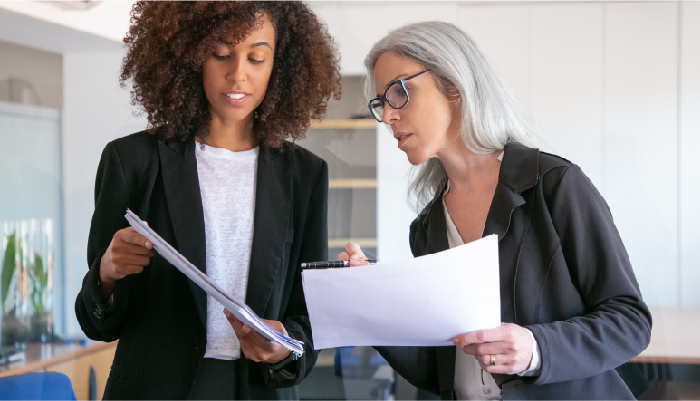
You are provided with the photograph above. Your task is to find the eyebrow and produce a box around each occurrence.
[385,74,409,90]
[375,73,410,96]
[219,41,273,50]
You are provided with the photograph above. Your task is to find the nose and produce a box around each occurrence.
[226,55,247,83]
[381,104,399,125]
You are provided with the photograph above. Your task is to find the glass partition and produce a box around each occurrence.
[0,100,62,348]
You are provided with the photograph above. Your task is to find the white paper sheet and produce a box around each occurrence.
[302,235,501,349]
[124,209,304,357]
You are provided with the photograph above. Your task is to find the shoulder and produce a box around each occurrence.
[98,130,162,181]
[284,141,326,170]
[536,150,574,189]
[105,130,160,163]
[536,151,603,211]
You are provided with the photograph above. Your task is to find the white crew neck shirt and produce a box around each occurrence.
[195,143,259,360]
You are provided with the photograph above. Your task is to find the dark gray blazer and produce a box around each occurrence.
[376,143,651,400]
[75,131,328,399]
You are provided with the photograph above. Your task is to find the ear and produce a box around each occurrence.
[445,83,461,102]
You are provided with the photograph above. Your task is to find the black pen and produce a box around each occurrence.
[301,260,379,269]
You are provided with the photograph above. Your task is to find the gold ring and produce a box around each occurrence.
[490,354,496,366]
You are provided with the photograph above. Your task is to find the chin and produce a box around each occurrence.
[403,148,431,166]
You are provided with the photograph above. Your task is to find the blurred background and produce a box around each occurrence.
[0,0,698,399]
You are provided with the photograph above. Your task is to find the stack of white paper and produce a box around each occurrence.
[125,209,304,357]
[302,235,501,350]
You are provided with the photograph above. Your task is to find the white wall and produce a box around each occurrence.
[680,1,700,306]
[62,52,146,334]
[604,2,679,306]
[0,40,62,109]
[310,1,459,75]
[376,124,414,264]
[0,1,132,46]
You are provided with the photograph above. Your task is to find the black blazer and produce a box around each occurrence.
[75,131,328,399]
[375,143,651,400]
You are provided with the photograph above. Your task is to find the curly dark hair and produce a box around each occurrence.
[120,1,342,148]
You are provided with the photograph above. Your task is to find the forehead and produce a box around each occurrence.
[222,12,275,48]
[373,52,425,91]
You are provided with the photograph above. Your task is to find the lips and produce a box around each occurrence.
[221,91,250,106]
[394,132,412,148]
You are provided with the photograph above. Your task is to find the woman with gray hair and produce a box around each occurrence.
[339,21,651,399]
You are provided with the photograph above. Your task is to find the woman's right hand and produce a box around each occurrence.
[338,242,370,266]
[99,226,155,300]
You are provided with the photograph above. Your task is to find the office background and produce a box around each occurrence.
[0,1,699,399]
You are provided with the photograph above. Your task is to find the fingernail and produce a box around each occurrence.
[243,325,251,334]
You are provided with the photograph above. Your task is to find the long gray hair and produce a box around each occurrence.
[364,21,538,212]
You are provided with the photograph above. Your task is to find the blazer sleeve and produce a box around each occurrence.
[265,159,328,387]
[74,142,136,342]
[373,218,441,395]
[526,164,652,386]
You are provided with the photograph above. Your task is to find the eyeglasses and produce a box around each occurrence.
[368,70,430,122]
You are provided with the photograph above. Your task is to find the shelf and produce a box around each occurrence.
[309,119,377,130]
[329,178,377,188]
[328,238,377,248]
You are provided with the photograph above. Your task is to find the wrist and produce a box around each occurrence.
[99,254,117,285]
[268,348,292,364]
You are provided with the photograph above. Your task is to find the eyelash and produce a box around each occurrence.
[213,54,264,65]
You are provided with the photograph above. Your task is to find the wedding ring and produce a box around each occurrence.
[490,354,496,366]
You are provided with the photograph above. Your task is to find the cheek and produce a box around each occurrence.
[254,68,273,102]
[201,63,219,101]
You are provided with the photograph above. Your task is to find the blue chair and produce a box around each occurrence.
[0,372,76,400]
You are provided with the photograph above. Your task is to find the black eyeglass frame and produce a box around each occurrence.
[367,70,430,122]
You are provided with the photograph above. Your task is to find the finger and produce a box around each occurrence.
[113,242,154,256]
[224,309,242,327]
[119,229,153,249]
[242,324,276,349]
[459,342,508,356]
[111,253,152,267]
[348,258,369,267]
[338,252,350,261]
[111,264,144,277]
[224,309,246,335]
[344,242,366,260]
[454,327,506,346]
[477,355,517,375]
[260,319,284,334]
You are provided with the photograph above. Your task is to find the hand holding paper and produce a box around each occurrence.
[302,235,501,349]
[124,209,304,358]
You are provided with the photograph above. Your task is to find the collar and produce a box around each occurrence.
[497,142,540,194]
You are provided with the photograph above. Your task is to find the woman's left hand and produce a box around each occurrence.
[453,323,533,375]
[224,309,291,363]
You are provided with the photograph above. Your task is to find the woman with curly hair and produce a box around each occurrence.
[75,2,341,399]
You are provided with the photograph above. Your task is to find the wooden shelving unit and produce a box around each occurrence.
[329,178,377,188]
[309,119,377,130]
[328,238,377,248]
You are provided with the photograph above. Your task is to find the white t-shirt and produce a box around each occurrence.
[195,143,258,360]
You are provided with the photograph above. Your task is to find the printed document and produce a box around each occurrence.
[302,235,501,349]
[125,209,304,357]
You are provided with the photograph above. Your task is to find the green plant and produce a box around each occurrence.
[29,252,48,313]
[1,233,15,314]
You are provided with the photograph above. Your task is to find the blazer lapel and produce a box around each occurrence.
[158,138,208,327]
[482,183,525,242]
[425,193,450,254]
[245,145,292,317]
[482,143,539,242]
